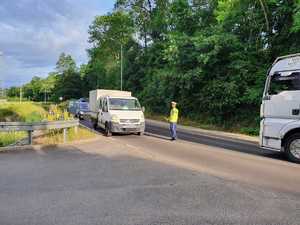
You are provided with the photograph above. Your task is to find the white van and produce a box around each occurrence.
[89,89,145,136]
[260,53,300,163]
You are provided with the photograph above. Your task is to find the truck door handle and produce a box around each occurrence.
[292,109,300,115]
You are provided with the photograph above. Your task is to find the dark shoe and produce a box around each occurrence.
[171,137,176,141]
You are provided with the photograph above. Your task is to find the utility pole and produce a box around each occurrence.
[19,86,22,103]
[44,89,47,103]
[120,44,123,91]
[0,79,3,99]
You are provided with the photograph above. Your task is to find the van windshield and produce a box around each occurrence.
[109,98,141,111]
[269,72,300,95]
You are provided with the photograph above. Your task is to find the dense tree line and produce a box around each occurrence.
[7,0,300,131]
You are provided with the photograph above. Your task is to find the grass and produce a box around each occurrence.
[0,102,96,147]
[0,102,46,122]
[0,102,46,146]
[145,112,259,136]
[0,132,27,147]
[34,127,96,145]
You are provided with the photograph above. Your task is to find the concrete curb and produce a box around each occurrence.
[0,136,103,153]
[0,145,34,153]
[146,119,259,145]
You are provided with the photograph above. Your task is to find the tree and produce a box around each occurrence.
[53,53,82,100]
[56,53,77,74]
[88,10,135,90]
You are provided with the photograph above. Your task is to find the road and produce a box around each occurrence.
[0,120,299,225]
[82,119,283,160]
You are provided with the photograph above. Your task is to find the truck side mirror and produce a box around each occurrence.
[263,95,271,100]
[142,106,145,112]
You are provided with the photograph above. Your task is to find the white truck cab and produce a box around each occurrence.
[260,53,300,163]
[89,89,145,136]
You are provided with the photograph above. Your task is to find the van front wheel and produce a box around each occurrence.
[93,120,98,130]
[285,134,300,163]
[105,122,112,137]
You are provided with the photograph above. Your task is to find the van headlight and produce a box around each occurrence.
[111,115,119,123]
[140,114,145,123]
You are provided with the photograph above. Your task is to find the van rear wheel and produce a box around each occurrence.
[285,134,300,163]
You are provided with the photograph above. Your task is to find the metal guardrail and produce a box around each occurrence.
[0,119,79,145]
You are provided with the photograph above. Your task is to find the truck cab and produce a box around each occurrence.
[89,89,145,136]
[260,53,300,163]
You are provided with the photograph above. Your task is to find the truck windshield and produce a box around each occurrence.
[269,72,300,95]
[109,98,141,111]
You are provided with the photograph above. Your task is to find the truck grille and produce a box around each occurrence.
[120,119,140,124]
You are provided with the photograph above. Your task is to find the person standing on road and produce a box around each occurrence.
[168,101,179,141]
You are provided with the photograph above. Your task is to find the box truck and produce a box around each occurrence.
[89,89,145,136]
[260,53,300,163]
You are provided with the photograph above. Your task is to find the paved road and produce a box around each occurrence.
[0,134,299,225]
[81,119,284,161]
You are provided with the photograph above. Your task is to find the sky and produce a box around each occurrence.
[0,0,115,88]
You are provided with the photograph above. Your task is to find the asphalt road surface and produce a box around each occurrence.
[0,120,299,225]
[81,119,283,160]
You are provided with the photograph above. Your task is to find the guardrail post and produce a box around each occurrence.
[28,130,33,145]
[63,128,67,143]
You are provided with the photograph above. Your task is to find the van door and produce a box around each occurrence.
[101,97,110,126]
[97,98,103,128]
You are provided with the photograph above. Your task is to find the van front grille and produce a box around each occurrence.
[120,119,140,124]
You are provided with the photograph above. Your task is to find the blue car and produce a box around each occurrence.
[68,98,89,120]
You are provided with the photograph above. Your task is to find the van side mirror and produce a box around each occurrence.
[263,95,271,100]
[142,106,145,112]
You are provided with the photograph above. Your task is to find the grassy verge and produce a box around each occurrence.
[145,112,259,136]
[34,127,96,145]
[0,101,46,122]
[0,132,27,147]
[0,102,96,147]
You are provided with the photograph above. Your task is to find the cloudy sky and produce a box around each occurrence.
[0,0,115,87]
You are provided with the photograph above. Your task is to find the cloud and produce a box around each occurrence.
[0,0,114,87]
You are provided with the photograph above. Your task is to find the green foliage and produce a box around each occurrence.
[0,132,27,147]
[292,0,300,32]
[6,0,300,134]
[0,102,46,122]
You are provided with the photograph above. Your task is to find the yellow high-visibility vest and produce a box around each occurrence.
[169,108,178,123]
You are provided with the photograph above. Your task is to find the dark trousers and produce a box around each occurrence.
[170,122,177,139]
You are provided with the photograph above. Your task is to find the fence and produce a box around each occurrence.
[0,120,79,145]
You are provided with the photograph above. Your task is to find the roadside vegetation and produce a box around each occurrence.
[5,1,300,135]
[0,102,46,122]
[34,127,96,145]
[0,102,96,147]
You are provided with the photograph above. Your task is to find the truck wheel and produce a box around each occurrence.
[105,122,112,137]
[138,132,144,136]
[284,134,300,163]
